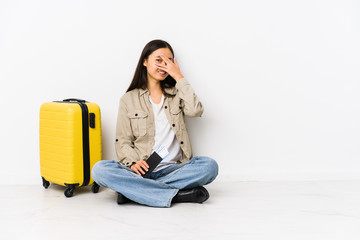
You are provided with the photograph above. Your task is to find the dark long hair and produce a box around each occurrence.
[126,40,177,95]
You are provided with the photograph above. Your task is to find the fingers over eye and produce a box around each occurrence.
[160,55,172,63]
[155,64,166,70]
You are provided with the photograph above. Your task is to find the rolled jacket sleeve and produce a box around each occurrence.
[115,98,140,167]
[175,78,204,117]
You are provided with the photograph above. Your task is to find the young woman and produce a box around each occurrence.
[91,39,218,207]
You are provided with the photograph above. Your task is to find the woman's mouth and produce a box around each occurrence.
[158,70,167,76]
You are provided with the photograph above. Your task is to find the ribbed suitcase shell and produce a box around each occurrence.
[39,100,102,196]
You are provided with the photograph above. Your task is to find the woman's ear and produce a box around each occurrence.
[143,59,147,67]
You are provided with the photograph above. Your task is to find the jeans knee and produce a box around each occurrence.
[196,156,218,183]
[207,158,219,181]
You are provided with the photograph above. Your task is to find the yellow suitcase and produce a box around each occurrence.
[39,98,102,197]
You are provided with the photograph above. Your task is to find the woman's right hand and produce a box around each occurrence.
[130,160,149,176]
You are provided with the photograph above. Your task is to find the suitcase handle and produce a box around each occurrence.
[63,98,86,103]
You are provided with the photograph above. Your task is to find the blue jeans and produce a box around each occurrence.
[91,156,218,208]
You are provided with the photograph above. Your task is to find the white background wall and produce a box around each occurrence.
[1,0,359,184]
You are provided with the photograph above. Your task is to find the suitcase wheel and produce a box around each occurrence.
[91,182,100,193]
[42,177,50,189]
[64,186,75,198]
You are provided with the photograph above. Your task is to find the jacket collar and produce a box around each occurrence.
[139,88,148,96]
[139,87,177,96]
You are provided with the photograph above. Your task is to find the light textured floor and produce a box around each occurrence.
[1,181,360,240]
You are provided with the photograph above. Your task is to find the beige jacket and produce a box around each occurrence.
[115,78,204,167]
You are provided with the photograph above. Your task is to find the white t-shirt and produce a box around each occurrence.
[149,95,182,172]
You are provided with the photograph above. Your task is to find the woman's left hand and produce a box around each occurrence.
[155,55,184,81]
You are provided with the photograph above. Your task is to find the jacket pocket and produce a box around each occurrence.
[170,104,185,131]
[128,111,148,137]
